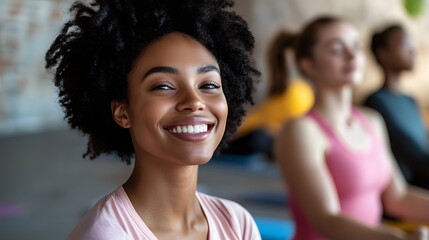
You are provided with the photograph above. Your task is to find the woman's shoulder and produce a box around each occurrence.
[67,187,132,240]
[277,114,324,142]
[355,106,385,126]
[354,106,388,138]
[197,192,250,218]
[274,113,330,165]
[196,192,261,239]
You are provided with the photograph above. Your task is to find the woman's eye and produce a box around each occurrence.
[331,47,343,55]
[201,82,221,89]
[151,84,174,91]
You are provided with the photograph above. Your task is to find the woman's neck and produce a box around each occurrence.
[123,154,202,231]
[313,85,354,126]
[383,68,402,92]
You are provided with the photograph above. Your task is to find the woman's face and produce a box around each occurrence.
[382,29,416,71]
[303,22,365,88]
[116,33,227,166]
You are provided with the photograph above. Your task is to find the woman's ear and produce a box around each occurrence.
[111,101,131,128]
[299,58,314,78]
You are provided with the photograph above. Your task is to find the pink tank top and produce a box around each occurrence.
[290,108,392,240]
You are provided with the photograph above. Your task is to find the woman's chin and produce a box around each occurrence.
[346,74,364,86]
[180,151,214,166]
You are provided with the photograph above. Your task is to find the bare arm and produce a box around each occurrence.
[363,108,429,221]
[274,117,422,240]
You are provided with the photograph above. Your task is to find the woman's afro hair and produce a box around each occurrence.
[45,0,260,164]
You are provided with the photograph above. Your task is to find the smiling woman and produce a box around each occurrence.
[45,0,260,239]
[115,33,228,166]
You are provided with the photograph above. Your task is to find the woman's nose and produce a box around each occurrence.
[175,89,206,112]
[345,48,356,60]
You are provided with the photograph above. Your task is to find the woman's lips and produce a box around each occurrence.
[343,64,357,73]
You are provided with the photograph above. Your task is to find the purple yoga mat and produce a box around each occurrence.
[0,203,25,219]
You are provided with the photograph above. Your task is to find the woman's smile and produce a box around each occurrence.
[164,117,215,142]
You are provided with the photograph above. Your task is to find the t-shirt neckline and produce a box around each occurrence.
[117,186,212,240]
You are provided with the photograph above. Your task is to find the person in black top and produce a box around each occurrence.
[364,24,429,189]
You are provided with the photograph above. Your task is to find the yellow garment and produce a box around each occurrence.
[236,80,314,138]
[384,220,429,233]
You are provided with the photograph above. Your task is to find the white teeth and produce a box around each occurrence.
[187,125,194,133]
[169,124,209,134]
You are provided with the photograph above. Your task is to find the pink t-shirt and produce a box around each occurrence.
[68,187,261,240]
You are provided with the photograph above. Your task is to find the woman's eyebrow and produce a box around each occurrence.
[142,66,179,81]
[197,65,220,74]
[324,38,342,47]
[142,65,220,82]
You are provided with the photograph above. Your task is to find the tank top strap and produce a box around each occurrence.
[307,109,337,140]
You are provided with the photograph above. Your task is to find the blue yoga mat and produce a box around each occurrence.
[254,217,295,240]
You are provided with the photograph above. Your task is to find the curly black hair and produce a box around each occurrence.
[45,0,260,164]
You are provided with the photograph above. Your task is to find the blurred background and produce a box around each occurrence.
[1,0,428,239]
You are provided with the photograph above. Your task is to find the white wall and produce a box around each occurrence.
[0,0,69,135]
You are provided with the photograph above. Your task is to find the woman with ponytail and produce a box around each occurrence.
[222,30,314,160]
[275,16,429,240]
